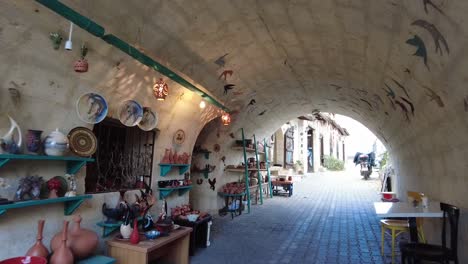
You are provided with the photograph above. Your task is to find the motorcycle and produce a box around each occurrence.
[354,152,376,180]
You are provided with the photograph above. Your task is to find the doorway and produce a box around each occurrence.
[307,127,314,172]
[320,135,324,166]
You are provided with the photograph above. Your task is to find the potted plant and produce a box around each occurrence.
[74,43,88,72]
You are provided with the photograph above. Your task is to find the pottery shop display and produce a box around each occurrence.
[138,107,158,131]
[76,92,108,124]
[50,221,73,264]
[44,129,69,156]
[118,100,143,127]
[26,130,43,154]
[26,220,49,258]
[67,127,97,157]
[0,115,22,154]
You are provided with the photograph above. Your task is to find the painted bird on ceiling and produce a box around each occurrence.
[224,84,235,95]
[400,97,415,116]
[258,110,267,116]
[395,100,410,122]
[406,35,429,68]
[208,178,216,191]
[219,70,233,81]
[214,53,229,67]
[424,87,444,107]
[411,20,449,55]
[422,0,444,15]
[383,83,396,99]
[248,99,256,106]
[392,79,411,99]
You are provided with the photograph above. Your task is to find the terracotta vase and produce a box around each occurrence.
[67,215,98,259]
[168,149,173,163]
[130,219,140,244]
[74,59,89,72]
[161,148,171,163]
[50,220,73,264]
[172,151,178,164]
[26,219,49,258]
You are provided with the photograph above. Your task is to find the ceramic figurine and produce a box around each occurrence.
[44,128,69,156]
[15,176,44,201]
[50,221,73,264]
[26,130,42,154]
[74,43,88,73]
[0,115,22,154]
[64,174,77,197]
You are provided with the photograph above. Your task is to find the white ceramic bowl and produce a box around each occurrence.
[186,214,199,222]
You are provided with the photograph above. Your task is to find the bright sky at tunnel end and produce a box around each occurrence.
[334,114,383,157]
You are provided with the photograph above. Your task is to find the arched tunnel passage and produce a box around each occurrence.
[1,0,467,262]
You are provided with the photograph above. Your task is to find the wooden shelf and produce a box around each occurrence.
[158,164,191,176]
[0,195,92,216]
[158,185,193,199]
[0,154,94,174]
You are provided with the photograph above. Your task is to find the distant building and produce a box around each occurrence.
[269,113,349,173]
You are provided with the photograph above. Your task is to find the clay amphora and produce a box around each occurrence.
[68,215,98,259]
[130,219,140,244]
[26,219,49,258]
[50,220,73,264]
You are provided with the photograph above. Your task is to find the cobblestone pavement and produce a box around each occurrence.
[191,168,404,264]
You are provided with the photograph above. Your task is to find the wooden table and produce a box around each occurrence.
[106,227,192,264]
[374,201,443,242]
[272,180,293,197]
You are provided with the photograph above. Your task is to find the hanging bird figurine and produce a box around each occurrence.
[219,70,233,81]
[224,84,235,95]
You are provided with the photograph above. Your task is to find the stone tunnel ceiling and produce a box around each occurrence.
[59,0,468,147]
[1,0,468,260]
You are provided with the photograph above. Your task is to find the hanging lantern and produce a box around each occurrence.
[221,113,231,126]
[153,78,169,101]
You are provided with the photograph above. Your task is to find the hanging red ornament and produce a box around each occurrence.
[153,78,169,101]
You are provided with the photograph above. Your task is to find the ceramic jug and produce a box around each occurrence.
[50,220,73,264]
[44,128,69,156]
[68,215,98,259]
[26,219,49,258]
[0,115,22,154]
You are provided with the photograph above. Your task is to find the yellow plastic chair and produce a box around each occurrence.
[380,191,426,264]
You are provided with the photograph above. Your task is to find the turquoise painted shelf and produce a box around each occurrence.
[158,163,190,176]
[0,154,94,174]
[0,195,92,216]
[158,185,192,199]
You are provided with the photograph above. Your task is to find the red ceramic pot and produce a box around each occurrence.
[74,59,88,72]
[0,256,47,264]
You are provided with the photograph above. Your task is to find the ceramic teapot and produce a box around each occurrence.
[0,115,22,154]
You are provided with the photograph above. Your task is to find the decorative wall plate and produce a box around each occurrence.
[118,100,143,127]
[76,93,108,124]
[173,129,185,145]
[138,107,158,131]
[68,127,97,157]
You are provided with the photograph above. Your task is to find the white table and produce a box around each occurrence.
[374,201,443,242]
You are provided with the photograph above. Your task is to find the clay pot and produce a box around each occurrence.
[130,219,140,244]
[68,215,98,259]
[161,148,171,163]
[50,220,73,264]
[51,215,98,259]
[74,59,88,72]
[26,219,49,258]
[26,130,43,154]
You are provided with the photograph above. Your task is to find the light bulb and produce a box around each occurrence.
[199,100,206,109]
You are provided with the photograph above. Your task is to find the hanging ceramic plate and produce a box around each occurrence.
[118,100,143,127]
[68,127,98,157]
[173,129,185,145]
[138,107,158,131]
[76,93,108,124]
